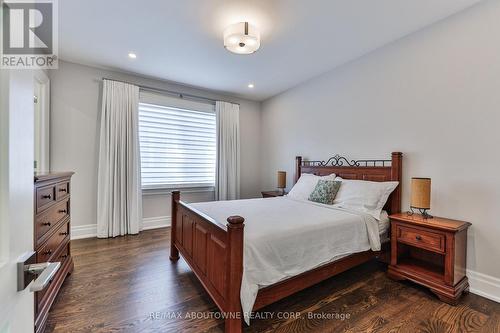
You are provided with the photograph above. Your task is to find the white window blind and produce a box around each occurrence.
[138,93,216,189]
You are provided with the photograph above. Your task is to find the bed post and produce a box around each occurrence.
[169,190,180,261]
[225,215,245,333]
[295,156,302,184]
[390,152,403,214]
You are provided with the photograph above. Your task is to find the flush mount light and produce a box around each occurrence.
[248,83,254,88]
[224,22,260,54]
[128,52,137,59]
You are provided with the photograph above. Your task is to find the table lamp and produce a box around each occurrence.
[408,177,433,219]
[277,171,286,195]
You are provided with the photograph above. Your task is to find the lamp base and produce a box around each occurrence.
[407,207,433,219]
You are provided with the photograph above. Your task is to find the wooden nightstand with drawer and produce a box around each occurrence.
[261,190,287,198]
[387,213,471,305]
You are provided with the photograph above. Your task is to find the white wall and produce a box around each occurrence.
[261,0,500,294]
[49,61,261,237]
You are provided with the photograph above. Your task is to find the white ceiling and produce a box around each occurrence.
[59,0,480,101]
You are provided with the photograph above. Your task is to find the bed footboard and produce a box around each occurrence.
[170,191,244,333]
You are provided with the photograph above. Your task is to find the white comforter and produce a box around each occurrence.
[189,197,382,324]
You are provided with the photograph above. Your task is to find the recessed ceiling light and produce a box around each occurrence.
[248,83,254,88]
[128,52,137,59]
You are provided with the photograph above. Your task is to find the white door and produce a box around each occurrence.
[0,69,36,332]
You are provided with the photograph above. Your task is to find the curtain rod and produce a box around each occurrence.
[100,77,240,106]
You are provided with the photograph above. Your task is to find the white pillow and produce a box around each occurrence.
[333,177,398,220]
[287,173,336,201]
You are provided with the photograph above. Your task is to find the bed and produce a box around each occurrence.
[169,152,402,332]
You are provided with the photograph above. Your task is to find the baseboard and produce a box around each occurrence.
[70,216,171,240]
[142,216,171,230]
[71,224,97,240]
[468,269,500,303]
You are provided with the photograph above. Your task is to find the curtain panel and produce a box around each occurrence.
[215,101,240,200]
[97,80,142,238]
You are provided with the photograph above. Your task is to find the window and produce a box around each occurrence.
[138,92,216,190]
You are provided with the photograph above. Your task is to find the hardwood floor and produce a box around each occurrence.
[46,228,500,333]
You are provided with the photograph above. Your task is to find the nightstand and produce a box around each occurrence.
[387,213,471,305]
[261,190,286,198]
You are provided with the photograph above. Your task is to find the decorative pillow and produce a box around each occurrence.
[308,180,342,205]
[287,173,336,201]
[333,178,399,220]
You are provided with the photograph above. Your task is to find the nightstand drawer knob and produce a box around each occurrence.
[415,235,422,241]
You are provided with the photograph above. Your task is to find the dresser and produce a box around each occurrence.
[34,172,74,333]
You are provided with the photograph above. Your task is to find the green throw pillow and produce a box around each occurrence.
[308,180,341,205]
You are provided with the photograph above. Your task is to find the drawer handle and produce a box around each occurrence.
[60,231,69,236]
[415,235,422,241]
[58,209,67,214]
[42,222,51,227]
[59,188,67,192]
[41,194,52,199]
[43,249,52,255]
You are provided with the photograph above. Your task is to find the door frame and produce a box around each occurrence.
[33,70,50,174]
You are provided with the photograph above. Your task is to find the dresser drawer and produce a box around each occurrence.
[55,241,70,263]
[35,199,70,245]
[396,224,445,253]
[36,241,70,310]
[36,184,57,213]
[55,181,70,200]
[37,220,70,264]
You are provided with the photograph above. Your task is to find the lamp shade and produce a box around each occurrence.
[411,178,431,209]
[277,171,286,189]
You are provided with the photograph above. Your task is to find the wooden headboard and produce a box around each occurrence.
[295,152,403,214]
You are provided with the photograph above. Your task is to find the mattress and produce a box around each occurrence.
[190,196,387,324]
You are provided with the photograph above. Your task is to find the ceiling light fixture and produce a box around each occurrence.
[248,83,254,88]
[224,22,260,54]
[128,52,137,59]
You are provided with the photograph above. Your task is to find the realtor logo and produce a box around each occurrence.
[1,0,58,69]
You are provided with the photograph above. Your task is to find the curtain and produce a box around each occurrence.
[215,101,240,200]
[97,80,142,238]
